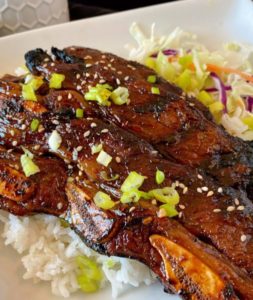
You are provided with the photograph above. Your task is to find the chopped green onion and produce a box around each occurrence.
[151,86,160,95]
[22,84,37,101]
[28,76,44,91]
[160,203,179,218]
[76,108,84,118]
[20,150,40,177]
[94,191,115,209]
[76,256,102,293]
[120,189,142,203]
[84,84,112,106]
[30,119,40,132]
[91,144,103,154]
[49,73,65,89]
[48,130,62,151]
[60,218,69,228]
[147,75,157,83]
[110,86,130,105]
[96,150,112,167]
[100,171,119,181]
[121,171,147,192]
[156,169,165,184]
[155,51,175,81]
[149,187,179,205]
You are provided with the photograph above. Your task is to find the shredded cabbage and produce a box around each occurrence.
[127,23,253,141]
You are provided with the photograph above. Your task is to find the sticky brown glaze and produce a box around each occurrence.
[23,47,253,196]
[0,91,252,278]
[0,146,68,215]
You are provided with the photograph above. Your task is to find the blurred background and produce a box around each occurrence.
[0,0,174,37]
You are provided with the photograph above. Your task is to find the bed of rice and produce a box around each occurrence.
[0,212,155,298]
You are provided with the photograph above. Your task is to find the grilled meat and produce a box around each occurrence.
[23,47,253,196]
[0,47,252,299]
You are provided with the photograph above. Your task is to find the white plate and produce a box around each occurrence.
[0,0,252,299]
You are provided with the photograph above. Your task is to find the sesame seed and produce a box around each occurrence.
[189,103,195,107]
[57,202,63,210]
[101,129,109,133]
[124,76,129,81]
[217,187,223,193]
[21,124,26,130]
[197,187,202,193]
[178,212,183,218]
[76,73,81,79]
[179,183,185,189]
[142,217,153,225]
[84,55,92,59]
[57,95,62,101]
[197,174,203,180]
[110,58,114,62]
[77,85,82,90]
[76,146,83,152]
[94,73,98,79]
[102,55,106,59]
[83,130,90,137]
[175,180,179,187]
[111,67,116,71]
[227,206,235,212]
[52,119,60,125]
[10,130,15,136]
[7,149,13,153]
[117,71,122,75]
[234,198,240,206]
[202,186,208,192]
[151,199,157,205]
[75,176,79,181]
[85,73,90,77]
[12,141,17,146]
[115,156,121,163]
[68,93,72,99]
[99,79,106,84]
[50,63,55,67]
[103,66,108,70]
[44,58,49,62]
[213,209,221,213]
[81,80,86,85]
[64,159,71,164]
[86,64,92,68]
[179,204,185,210]
[207,191,214,197]
[34,145,40,150]
[183,187,188,194]
[100,60,105,63]
[68,165,73,169]
[157,208,167,218]
[116,78,121,85]
[78,170,83,176]
[237,205,245,211]
[241,234,247,242]
[90,122,97,128]
[129,207,136,213]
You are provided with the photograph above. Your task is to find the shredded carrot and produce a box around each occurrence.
[168,56,178,63]
[189,63,253,83]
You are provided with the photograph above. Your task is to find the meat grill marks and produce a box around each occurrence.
[24,46,253,195]
[0,49,252,299]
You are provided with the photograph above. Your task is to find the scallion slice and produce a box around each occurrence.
[151,86,160,95]
[84,84,112,106]
[48,130,62,151]
[110,86,130,105]
[91,144,103,154]
[96,150,112,167]
[22,84,37,101]
[94,191,115,209]
[30,119,40,132]
[20,149,40,177]
[49,73,65,89]
[76,108,84,118]
[160,203,179,218]
[147,75,157,83]
[149,187,179,205]
[121,171,147,192]
[156,169,165,184]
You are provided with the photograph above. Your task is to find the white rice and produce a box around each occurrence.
[0,212,155,298]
